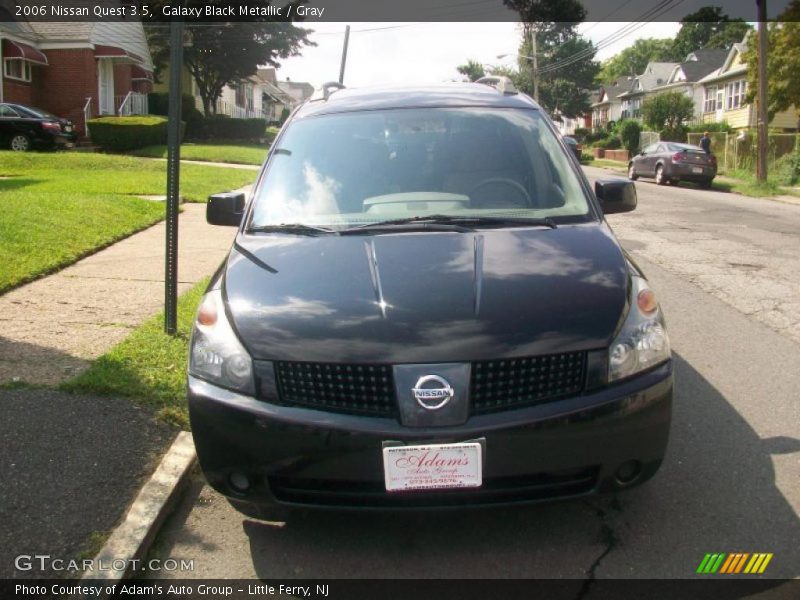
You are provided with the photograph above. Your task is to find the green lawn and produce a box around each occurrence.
[129,143,268,166]
[62,279,208,429]
[0,151,255,202]
[0,192,164,292]
[0,151,254,292]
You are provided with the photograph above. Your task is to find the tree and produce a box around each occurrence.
[615,119,642,154]
[743,1,800,184]
[641,92,695,130]
[743,1,800,125]
[457,60,486,82]
[597,38,674,83]
[503,0,599,118]
[147,0,313,116]
[670,6,752,61]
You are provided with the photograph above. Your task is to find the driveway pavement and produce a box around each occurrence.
[144,172,800,582]
[0,388,173,579]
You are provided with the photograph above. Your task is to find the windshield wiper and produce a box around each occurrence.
[340,214,556,234]
[247,223,335,236]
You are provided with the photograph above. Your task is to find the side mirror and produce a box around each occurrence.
[639,151,646,156]
[207,192,246,226]
[595,179,637,214]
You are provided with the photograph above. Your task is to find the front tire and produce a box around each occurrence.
[628,163,638,180]
[655,164,666,185]
[10,134,31,152]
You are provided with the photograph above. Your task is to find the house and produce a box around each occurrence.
[153,65,307,123]
[277,78,314,107]
[0,17,154,137]
[617,62,678,121]
[650,49,727,121]
[698,35,798,131]
[590,77,633,130]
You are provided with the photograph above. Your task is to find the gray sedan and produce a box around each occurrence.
[628,142,717,188]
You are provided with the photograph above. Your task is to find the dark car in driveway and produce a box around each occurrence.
[628,141,717,188]
[0,103,77,151]
[562,135,583,161]
[188,80,673,518]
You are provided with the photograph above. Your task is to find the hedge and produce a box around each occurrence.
[186,116,268,142]
[87,116,185,151]
[148,92,204,125]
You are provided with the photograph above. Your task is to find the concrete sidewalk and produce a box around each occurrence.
[0,202,238,385]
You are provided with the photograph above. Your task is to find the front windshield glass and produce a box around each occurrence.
[250,107,593,229]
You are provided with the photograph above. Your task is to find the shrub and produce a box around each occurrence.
[688,121,733,133]
[593,136,622,149]
[574,127,590,138]
[87,116,185,151]
[148,92,204,125]
[659,126,689,142]
[186,116,268,142]
[615,119,642,154]
[642,92,694,131]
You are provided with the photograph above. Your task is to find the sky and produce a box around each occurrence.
[276,21,683,88]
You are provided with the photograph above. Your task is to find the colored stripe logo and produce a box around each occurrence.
[697,553,773,574]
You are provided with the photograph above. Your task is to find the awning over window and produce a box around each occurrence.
[94,45,144,64]
[131,65,154,82]
[2,39,48,66]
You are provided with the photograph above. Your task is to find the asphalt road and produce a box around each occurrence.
[145,170,800,582]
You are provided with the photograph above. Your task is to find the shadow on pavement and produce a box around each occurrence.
[232,352,799,580]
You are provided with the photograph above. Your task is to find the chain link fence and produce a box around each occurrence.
[687,132,798,175]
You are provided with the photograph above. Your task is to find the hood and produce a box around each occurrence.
[224,224,629,363]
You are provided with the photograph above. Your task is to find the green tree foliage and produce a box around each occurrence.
[641,91,695,131]
[457,60,486,82]
[743,1,800,124]
[614,119,642,154]
[503,0,599,118]
[597,38,674,83]
[670,6,752,61]
[147,1,313,116]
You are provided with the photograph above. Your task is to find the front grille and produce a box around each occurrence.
[274,361,396,417]
[273,352,586,417]
[269,466,599,508]
[471,352,586,414]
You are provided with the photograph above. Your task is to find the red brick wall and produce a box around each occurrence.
[2,76,33,104]
[113,63,132,100]
[35,48,97,137]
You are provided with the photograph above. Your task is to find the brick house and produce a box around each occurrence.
[0,19,154,137]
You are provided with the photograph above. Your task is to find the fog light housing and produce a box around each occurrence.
[229,471,251,492]
[615,460,642,485]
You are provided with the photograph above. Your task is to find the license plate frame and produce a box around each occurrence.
[382,441,483,492]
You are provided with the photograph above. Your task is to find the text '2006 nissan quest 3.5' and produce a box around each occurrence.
[188,77,673,518]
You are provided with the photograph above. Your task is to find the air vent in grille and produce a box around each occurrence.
[274,361,396,417]
[471,352,586,414]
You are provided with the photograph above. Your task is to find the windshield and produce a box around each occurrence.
[250,107,593,229]
[15,105,56,119]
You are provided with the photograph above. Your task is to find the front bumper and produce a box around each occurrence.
[188,362,672,510]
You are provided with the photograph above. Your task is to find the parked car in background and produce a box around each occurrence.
[562,135,582,161]
[0,103,77,151]
[188,80,673,520]
[628,142,717,188]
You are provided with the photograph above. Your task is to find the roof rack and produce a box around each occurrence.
[310,81,346,102]
[475,75,518,95]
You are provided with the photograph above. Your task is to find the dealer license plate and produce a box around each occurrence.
[692,167,703,174]
[382,442,482,491]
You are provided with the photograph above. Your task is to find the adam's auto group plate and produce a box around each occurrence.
[382,442,482,492]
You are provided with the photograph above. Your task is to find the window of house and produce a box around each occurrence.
[3,59,32,82]
[704,86,717,113]
[725,80,747,110]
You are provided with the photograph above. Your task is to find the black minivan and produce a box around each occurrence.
[189,80,672,518]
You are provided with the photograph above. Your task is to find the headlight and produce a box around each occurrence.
[189,289,255,394]
[608,275,671,383]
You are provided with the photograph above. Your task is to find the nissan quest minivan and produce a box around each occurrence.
[188,79,673,518]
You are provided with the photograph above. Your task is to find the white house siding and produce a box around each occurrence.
[90,21,153,69]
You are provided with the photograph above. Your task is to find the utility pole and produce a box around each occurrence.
[531,28,539,103]
[339,25,350,85]
[756,0,769,183]
[164,18,184,334]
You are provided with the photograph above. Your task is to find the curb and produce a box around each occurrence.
[80,431,196,594]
